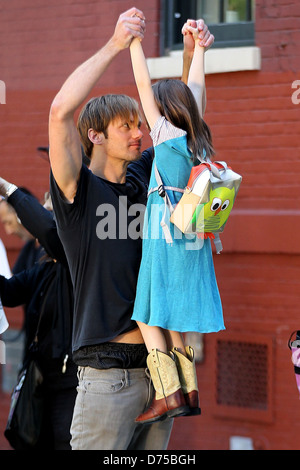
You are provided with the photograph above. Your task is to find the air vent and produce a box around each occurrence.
[214,332,274,423]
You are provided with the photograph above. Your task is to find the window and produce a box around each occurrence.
[162,0,255,53]
[149,0,260,79]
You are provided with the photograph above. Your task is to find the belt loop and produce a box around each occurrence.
[124,369,129,387]
[78,366,85,381]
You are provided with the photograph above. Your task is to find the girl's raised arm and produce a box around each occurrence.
[183,20,214,118]
[130,38,161,130]
[185,26,206,119]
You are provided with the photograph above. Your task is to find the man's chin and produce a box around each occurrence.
[129,147,142,160]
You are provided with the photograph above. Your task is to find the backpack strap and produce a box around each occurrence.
[148,165,184,201]
[151,162,224,252]
[150,163,184,244]
[213,233,223,255]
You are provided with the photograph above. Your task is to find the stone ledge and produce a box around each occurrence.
[147,46,261,79]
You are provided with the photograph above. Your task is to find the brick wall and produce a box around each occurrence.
[0,0,300,450]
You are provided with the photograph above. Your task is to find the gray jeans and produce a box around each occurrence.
[70,366,173,450]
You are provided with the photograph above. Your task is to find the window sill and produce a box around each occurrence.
[146,46,261,79]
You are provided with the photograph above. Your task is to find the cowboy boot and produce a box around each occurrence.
[172,346,201,416]
[135,349,190,424]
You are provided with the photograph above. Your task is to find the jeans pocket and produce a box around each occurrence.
[81,377,126,395]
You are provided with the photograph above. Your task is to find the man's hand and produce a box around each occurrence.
[182,19,214,52]
[112,7,146,51]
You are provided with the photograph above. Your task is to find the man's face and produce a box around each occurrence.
[0,202,21,236]
[104,115,143,163]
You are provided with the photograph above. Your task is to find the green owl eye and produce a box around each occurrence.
[210,198,222,212]
[221,199,230,211]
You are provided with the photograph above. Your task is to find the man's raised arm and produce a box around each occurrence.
[48,7,145,202]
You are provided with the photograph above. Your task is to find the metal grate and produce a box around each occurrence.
[216,339,269,410]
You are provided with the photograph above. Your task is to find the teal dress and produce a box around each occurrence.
[132,117,224,333]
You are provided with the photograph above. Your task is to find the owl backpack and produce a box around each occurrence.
[153,158,242,253]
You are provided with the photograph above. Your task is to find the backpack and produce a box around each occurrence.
[152,158,242,253]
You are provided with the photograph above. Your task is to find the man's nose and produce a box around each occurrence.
[133,127,143,139]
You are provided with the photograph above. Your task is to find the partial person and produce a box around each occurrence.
[0,252,77,450]
[0,180,77,450]
[0,192,42,273]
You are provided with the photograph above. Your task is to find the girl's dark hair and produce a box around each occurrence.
[152,79,215,161]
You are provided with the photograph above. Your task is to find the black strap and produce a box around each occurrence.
[29,266,56,352]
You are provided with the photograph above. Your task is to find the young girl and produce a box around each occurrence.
[130,21,224,424]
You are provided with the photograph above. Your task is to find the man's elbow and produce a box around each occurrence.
[49,95,72,123]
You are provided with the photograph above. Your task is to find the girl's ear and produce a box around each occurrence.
[88,128,105,145]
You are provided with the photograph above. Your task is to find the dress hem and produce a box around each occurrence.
[131,317,225,334]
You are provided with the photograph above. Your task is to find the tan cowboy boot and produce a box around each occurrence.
[135,349,189,424]
[172,346,201,416]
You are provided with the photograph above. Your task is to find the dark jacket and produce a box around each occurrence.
[3,188,76,389]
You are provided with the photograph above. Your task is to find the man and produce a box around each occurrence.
[0,195,41,273]
[49,7,212,450]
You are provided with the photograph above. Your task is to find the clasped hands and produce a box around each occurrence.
[113,7,214,50]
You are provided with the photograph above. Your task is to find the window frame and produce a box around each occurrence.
[161,0,255,55]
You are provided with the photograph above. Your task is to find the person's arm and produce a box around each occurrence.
[9,190,66,264]
[0,271,31,308]
[181,20,198,85]
[49,7,145,202]
[130,38,161,130]
[186,28,206,119]
[0,177,66,264]
[182,20,214,117]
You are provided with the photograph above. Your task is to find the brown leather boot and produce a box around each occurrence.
[135,349,190,424]
[172,346,201,416]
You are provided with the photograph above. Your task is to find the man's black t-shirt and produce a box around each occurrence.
[50,149,152,354]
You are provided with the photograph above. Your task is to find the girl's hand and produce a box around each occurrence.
[197,19,214,50]
[182,19,214,51]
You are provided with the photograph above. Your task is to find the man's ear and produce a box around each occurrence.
[88,128,105,145]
